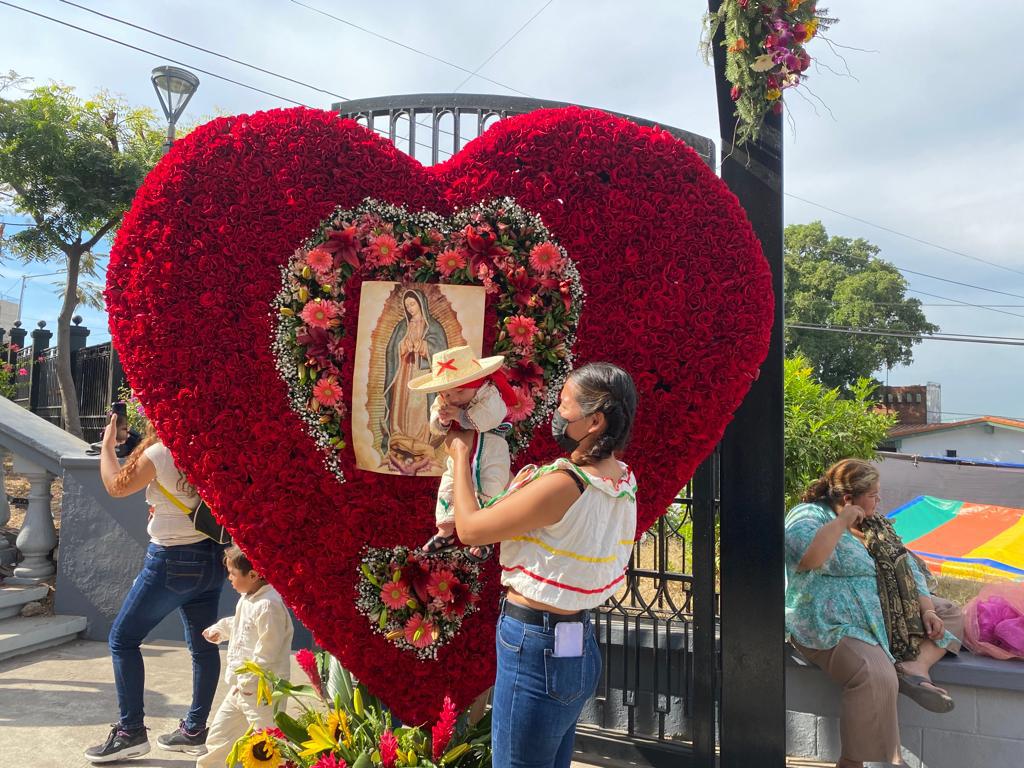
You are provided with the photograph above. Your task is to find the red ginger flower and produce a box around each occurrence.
[295,649,322,696]
[431,696,458,761]
[312,755,347,768]
[379,730,399,768]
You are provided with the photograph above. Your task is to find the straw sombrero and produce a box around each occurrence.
[407,345,505,393]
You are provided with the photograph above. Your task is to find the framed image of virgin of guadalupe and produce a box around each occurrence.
[351,281,486,476]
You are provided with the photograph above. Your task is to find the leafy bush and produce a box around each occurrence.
[784,355,895,510]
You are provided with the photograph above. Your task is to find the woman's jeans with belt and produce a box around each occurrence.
[492,611,601,768]
[109,539,227,732]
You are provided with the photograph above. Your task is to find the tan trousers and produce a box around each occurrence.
[196,688,277,768]
[793,596,963,764]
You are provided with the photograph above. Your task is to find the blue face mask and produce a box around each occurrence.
[551,412,584,453]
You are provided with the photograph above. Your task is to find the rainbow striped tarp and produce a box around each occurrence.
[888,496,1024,582]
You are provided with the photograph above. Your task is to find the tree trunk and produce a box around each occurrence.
[56,246,84,439]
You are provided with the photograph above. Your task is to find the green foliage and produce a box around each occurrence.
[784,355,895,510]
[0,343,17,399]
[0,73,163,263]
[115,384,150,434]
[784,221,938,390]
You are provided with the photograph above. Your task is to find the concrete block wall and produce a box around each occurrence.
[786,659,1024,768]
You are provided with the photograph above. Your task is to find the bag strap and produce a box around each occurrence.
[154,480,200,516]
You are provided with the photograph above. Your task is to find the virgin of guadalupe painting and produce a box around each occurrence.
[350,281,486,476]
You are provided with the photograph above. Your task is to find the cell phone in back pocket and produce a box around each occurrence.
[553,621,585,658]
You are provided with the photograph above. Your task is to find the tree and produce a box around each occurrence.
[784,221,938,390]
[0,73,163,437]
[784,356,895,510]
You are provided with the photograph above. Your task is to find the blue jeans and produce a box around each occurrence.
[109,540,227,732]
[492,611,601,768]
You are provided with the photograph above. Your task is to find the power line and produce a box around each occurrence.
[897,267,1024,302]
[0,1,444,156]
[0,1,308,105]
[452,0,556,93]
[58,0,349,101]
[786,192,1024,278]
[788,323,1024,347]
[907,288,1024,321]
[286,0,531,97]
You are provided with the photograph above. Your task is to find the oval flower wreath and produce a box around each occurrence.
[273,197,584,483]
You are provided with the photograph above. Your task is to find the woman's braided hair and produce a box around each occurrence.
[568,362,638,466]
[801,458,879,507]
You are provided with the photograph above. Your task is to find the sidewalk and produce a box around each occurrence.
[0,639,596,768]
[0,639,301,768]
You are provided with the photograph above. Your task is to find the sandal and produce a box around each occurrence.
[896,671,954,713]
[422,533,457,555]
[464,544,493,564]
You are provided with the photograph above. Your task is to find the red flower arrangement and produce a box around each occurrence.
[356,547,482,659]
[105,105,773,725]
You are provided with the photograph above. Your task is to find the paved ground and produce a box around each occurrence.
[0,639,833,767]
[0,639,302,768]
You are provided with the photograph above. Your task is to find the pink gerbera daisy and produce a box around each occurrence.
[404,613,435,649]
[505,315,538,348]
[426,569,457,603]
[313,376,342,407]
[529,241,563,273]
[305,247,334,275]
[436,249,467,276]
[506,386,536,422]
[381,579,411,610]
[300,300,339,329]
[367,234,399,266]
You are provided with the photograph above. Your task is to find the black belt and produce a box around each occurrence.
[500,597,587,627]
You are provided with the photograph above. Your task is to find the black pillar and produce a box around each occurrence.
[8,321,27,364]
[69,314,90,395]
[707,3,787,767]
[29,320,53,413]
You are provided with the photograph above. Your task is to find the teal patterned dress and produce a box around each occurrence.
[784,502,958,661]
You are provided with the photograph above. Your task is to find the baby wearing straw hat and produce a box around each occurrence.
[408,345,518,561]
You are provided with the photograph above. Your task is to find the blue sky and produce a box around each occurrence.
[2,1,1023,419]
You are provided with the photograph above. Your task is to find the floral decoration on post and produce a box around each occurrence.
[703,0,837,144]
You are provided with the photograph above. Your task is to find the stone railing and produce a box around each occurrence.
[0,396,89,584]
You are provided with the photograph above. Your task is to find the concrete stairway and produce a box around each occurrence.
[0,584,87,661]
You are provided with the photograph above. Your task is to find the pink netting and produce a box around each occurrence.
[964,583,1024,660]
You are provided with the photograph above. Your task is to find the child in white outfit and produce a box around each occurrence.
[409,345,514,562]
[195,546,294,768]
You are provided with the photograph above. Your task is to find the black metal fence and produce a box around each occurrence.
[1,317,124,443]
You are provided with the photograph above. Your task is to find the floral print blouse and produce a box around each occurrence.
[785,502,958,661]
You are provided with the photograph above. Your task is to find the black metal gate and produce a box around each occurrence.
[333,92,784,768]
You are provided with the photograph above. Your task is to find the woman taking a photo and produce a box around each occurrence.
[785,458,963,768]
[447,362,638,768]
[85,417,227,763]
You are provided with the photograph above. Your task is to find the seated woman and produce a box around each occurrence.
[785,458,963,768]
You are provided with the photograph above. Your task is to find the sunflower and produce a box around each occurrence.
[240,731,281,768]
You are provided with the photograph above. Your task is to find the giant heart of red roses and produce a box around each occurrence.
[106,106,773,725]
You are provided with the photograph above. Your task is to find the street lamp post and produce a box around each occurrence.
[150,65,200,154]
